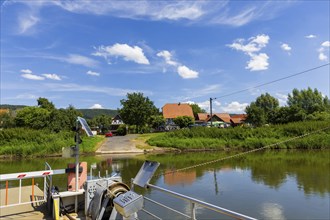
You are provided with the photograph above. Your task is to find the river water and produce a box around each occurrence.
[0,150,329,219]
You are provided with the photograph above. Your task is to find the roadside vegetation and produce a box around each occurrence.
[0,88,329,156]
[0,128,104,157]
[147,120,330,150]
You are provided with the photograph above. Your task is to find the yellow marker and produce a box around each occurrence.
[54,199,59,220]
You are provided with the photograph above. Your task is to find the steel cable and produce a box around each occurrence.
[155,126,330,178]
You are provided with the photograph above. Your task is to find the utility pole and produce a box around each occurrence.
[210,98,213,127]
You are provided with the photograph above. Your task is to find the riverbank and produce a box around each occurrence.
[147,120,330,150]
[1,120,329,158]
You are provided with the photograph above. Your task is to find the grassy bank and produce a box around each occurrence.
[147,120,330,150]
[0,128,105,157]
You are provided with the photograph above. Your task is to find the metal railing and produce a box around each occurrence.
[140,183,257,220]
[0,163,65,209]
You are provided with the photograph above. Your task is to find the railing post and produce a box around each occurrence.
[190,202,196,220]
[32,178,35,201]
[5,180,8,206]
[19,179,22,204]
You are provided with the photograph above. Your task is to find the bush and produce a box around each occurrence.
[116,124,127,136]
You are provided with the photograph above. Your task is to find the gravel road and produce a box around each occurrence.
[96,134,144,154]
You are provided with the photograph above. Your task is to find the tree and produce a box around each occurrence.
[245,93,279,126]
[119,93,159,132]
[190,104,206,119]
[15,106,50,129]
[37,97,55,111]
[173,116,195,128]
[287,88,330,115]
[149,115,165,130]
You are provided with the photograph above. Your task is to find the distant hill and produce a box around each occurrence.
[0,104,27,110]
[78,109,118,119]
[0,104,118,119]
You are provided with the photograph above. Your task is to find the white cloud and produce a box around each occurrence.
[157,50,178,66]
[93,44,149,65]
[318,41,330,61]
[181,84,222,100]
[305,34,316,39]
[156,3,204,20]
[17,1,292,27]
[66,54,99,67]
[319,52,328,61]
[220,101,248,113]
[321,41,330,47]
[90,104,104,109]
[281,43,291,52]
[18,13,39,34]
[228,34,270,71]
[44,83,153,96]
[42,73,61,80]
[177,65,199,79]
[187,100,221,113]
[21,73,45,80]
[87,70,100,76]
[276,93,288,106]
[20,69,33,74]
[246,53,269,71]
[228,34,269,54]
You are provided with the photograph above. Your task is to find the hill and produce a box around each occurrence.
[0,104,118,119]
[78,109,118,119]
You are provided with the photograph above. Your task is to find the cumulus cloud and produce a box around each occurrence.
[93,43,149,65]
[20,69,44,80]
[87,70,100,76]
[305,34,316,39]
[20,69,33,74]
[20,69,61,80]
[42,73,61,80]
[318,53,328,61]
[90,104,104,109]
[321,41,330,47]
[228,34,270,71]
[21,73,45,80]
[246,53,269,71]
[177,65,199,79]
[318,41,329,61]
[220,102,248,113]
[281,43,291,52]
[157,50,178,66]
[276,93,288,106]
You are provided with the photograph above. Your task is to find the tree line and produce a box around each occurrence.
[245,87,330,126]
[0,87,329,133]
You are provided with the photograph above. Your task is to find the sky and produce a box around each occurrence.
[1,0,329,113]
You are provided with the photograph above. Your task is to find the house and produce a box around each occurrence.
[196,113,233,127]
[162,103,194,129]
[230,114,247,127]
[109,114,125,134]
[111,114,124,125]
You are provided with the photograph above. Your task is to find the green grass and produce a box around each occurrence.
[147,120,330,150]
[0,128,105,157]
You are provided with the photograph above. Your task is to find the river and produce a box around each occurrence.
[0,150,329,219]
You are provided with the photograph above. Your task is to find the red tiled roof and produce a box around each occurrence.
[162,103,194,119]
[197,113,210,121]
[213,113,231,123]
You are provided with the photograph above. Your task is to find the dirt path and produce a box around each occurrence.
[96,134,144,154]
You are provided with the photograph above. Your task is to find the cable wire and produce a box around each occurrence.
[155,125,330,178]
[213,63,329,100]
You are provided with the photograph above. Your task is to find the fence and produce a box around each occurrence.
[0,163,65,208]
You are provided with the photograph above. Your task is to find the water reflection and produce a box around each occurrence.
[0,150,329,219]
[260,203,285,220]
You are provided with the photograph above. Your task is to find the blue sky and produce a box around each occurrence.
[1,0,329,113]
